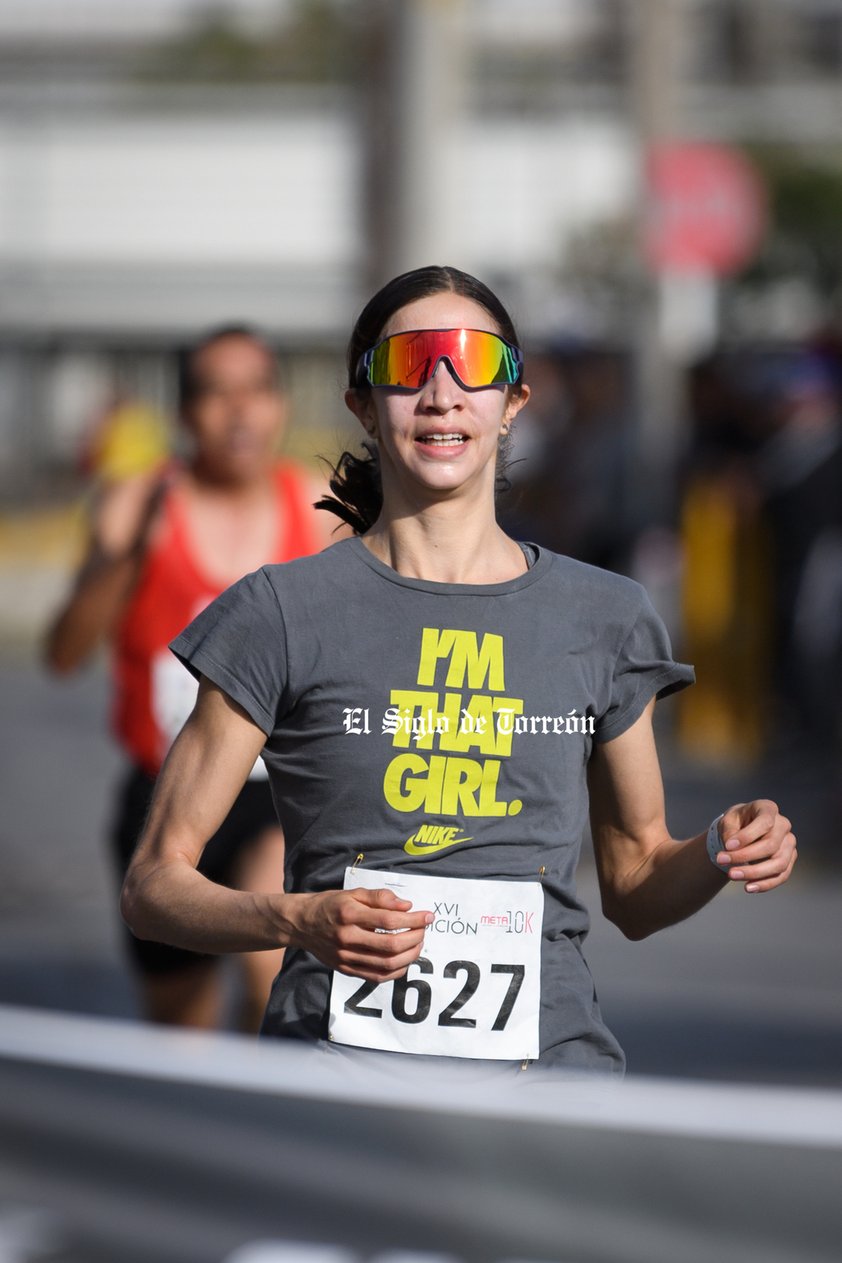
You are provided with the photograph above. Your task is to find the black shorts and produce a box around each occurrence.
[112,765,279,976]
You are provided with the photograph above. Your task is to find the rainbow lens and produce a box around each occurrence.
[358,329,523,390]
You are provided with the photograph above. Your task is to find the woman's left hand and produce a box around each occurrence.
[714,800,798,892]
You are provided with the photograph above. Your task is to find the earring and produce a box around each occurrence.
[500,423,510,436]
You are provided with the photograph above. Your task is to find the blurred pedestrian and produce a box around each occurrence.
[501,348,632,572]
[752,351,842,743]
[121,267,797,1074]
[46,325,336,1031]
[675,352,773,764]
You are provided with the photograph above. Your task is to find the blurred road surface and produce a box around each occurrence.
[1,649,840,1087]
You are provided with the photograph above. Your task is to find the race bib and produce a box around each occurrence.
[328,868,543,1061]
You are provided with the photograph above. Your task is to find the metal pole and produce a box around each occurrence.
[627,0,685,523]
[362,0,468,289]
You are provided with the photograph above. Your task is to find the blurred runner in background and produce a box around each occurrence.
[45,326,336,1031]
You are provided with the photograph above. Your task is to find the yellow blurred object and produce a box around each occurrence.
[89,401,170,481]
[677,476,771,766]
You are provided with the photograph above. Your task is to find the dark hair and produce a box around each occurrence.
[177,324,281,413]
[317,265,524,534]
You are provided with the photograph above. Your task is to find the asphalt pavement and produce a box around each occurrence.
[1,648,840,1087]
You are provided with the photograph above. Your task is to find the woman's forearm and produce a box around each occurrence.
[597,799,795,941]
[120,854,295,954]
[598,829,728,941]
[121,850,434,982]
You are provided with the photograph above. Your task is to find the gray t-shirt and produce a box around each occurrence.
[171,535,694,1074]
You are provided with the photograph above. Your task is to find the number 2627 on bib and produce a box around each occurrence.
[328,868,543,1061]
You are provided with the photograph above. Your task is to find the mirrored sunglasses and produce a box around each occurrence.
[356,328,523,390]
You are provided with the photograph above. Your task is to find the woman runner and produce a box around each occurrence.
[121,267,797,1073]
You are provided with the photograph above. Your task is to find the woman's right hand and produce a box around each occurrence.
[288,887,434,982]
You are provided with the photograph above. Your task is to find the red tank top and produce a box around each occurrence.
[113,462,321,776]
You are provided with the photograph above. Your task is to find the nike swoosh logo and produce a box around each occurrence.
[404,834,472,856]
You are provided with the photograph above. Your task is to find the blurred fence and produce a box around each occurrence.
[2,1006,842,1263]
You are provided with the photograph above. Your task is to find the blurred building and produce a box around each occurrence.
[3,0,842,493]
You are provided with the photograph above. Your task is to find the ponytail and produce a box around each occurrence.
[315,442,382,535]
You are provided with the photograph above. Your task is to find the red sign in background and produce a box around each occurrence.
[644,142,767,275]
